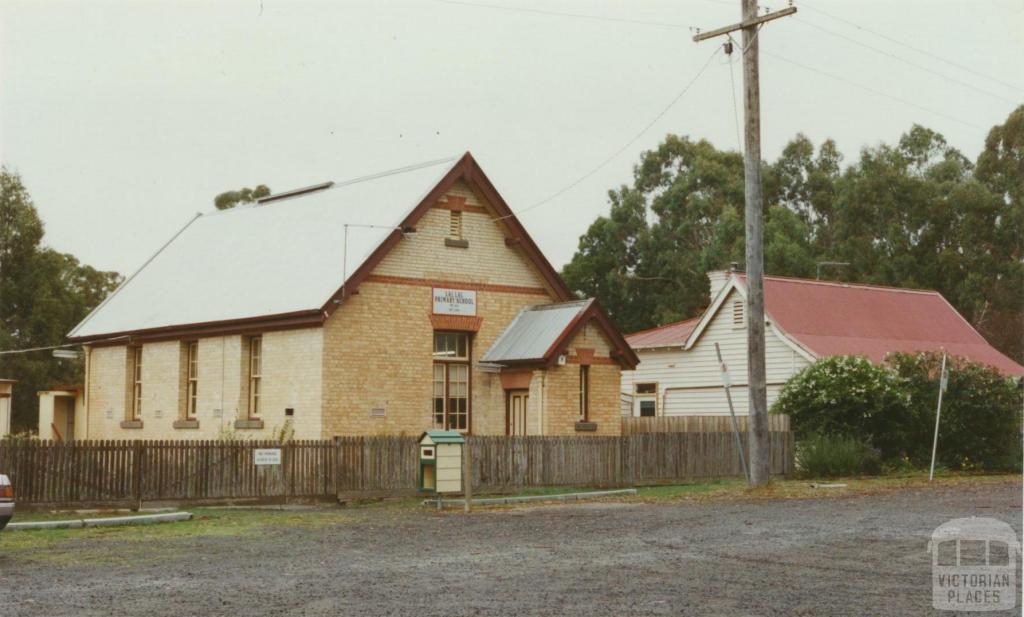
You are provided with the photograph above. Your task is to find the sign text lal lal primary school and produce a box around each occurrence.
[432,288,477,316]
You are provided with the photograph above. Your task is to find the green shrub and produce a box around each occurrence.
[773,353,1023,473]
[771,355,912,460]
[887,352,1022,471]
[796,434,882,477]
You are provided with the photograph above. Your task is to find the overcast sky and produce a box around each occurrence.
[2,0,1021,276]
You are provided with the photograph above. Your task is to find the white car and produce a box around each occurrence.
[0,474,13,531]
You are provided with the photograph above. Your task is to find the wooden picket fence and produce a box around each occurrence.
[621,414,790,435]
[0,432,792,508]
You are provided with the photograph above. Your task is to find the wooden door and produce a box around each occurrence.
[507,390,529,436]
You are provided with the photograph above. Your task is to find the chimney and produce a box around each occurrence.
[707,270,732,299]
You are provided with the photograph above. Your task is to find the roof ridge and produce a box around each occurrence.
[626,315,701,337]
[739,273,941,295]
[529,298,591,311]
[202,155,460,216]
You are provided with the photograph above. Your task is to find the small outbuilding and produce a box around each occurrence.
[37,385,85,440]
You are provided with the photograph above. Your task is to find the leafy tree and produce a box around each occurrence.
[563,110,1023,364]
[973,105,1024,362]
[563,134,827,331]
[764,133,842,253]
[560,185,649,333]
[214,184,271,210]
[563,135,747,331]
[0,168,121,432]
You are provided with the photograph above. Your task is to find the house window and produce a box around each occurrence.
[579,365,590,420]
[433,332,468,360]
[432,332,470,431]
[186,341,198,418]
[449,210,463,239]
[130,347,143,420]
[248,336,262,418]
[635,383,657,395]
[732,300,744,328]
[634,382,657,417]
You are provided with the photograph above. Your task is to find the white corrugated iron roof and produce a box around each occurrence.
[69,157,458,339]
[481,299,592,363]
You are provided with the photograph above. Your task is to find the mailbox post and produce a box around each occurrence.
[419,431,465,507]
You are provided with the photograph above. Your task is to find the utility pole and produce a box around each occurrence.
[694,2,795,486]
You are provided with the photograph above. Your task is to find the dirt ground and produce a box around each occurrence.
[2,479,1021,616]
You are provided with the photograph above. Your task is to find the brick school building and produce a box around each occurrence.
[61,153,637,440]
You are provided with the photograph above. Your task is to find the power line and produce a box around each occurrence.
[495,45,724,222]
[434,0,752,30]
[0,336,128,356]
[762,50,986,130]
[727,47,744,152]
[798,0,1024,93]
[434,0,689,29]
[794,16,1018,105]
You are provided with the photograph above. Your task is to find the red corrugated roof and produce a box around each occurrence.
[736,274,1024,376]
[625,317,700,349]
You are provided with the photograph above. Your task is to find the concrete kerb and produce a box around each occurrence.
[6,511,192,531]
[425,488,638,507]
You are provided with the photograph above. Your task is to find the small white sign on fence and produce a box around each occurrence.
[254,448,282,466]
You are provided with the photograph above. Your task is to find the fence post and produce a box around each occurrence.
[333,436,340,502]
[132,441,144,511]
[284,441,291,503]
[463,440,472,513]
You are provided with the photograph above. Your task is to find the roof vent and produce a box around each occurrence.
[257,181,335,204]
[732,300,744,328]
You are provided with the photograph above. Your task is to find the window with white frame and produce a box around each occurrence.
[432,332,470,431]
[248,336,262,418]
[579,365,590,420]
[130,347,143,420]
[186,341,198,418]
[634,382,657,417]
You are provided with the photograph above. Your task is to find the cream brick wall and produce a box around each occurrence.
[259,328,323,438]
[84,328,323,440]
[322,281,552,436]
[373,181,552,291]
[541,323,622,437]
[85,345,129,436]
[322,183,563,437]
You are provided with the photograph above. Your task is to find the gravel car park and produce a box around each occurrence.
[0,479,1020,616]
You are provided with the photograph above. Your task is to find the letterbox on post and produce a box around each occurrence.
[419,430,465,494]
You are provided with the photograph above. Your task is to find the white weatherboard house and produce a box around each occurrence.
[621,270,1024,418]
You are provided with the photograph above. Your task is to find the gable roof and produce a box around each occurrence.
[69,153,572,342]
[682,273,1024,376]
[420,430,465,445]
[624,317,700,350]
[482,299,639,369]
